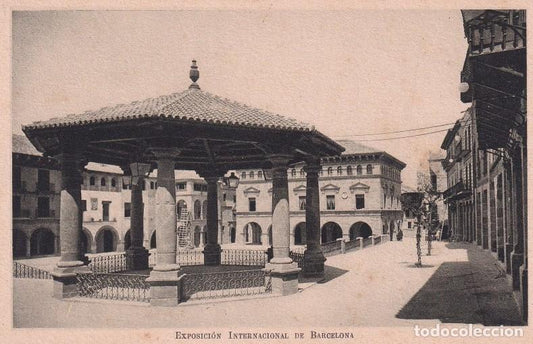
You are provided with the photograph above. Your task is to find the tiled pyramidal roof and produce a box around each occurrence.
[23,89,314,132]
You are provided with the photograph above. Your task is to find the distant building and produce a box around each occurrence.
[400,185,419,231]
[234,140,406,246]
[428,151,449,236]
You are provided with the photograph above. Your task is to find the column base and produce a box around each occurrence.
[51,263,91,299]
[203,244,221,266]
[126,247,150,271]
[511,252,523,290]
[146,269,182,307]
[264,262,300,296]
[302,249,326,278]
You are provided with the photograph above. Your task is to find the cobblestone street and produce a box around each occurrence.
[13,236,523,328]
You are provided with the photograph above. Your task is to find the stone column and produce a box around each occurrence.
[202,174,222,265]
[303,157,326,277]
[126,175,150,270]
[265,155,300,295]
[52,143,91,299]
[146,148,181,306]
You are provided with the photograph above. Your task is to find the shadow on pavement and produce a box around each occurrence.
[396,242,523,326]
[316,265,348,284]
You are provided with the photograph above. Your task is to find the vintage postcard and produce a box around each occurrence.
[1,1,530,343]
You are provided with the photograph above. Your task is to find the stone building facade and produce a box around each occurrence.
[235,140,406,247]
[447,10,527,322]
[12,134,236,258]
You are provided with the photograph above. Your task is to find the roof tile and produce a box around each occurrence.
[23,89,314,132]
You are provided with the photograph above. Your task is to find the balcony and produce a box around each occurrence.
[464,10,526,57]
[443,180,471,201]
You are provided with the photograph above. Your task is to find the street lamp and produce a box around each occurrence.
[224,172,240,189]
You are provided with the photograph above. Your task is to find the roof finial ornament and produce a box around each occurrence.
[189,59,200,90]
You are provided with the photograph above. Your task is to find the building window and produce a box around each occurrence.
[37,197,50,217]
[111,178,116,187]
[327,167,333,176]
[346,166,353,175]
[176,182,186,190]
[408,221,412,229]
[13,195,21,217]
[326,195,335,210]
[241,171,247,179]
[37,169,50,192]
[124,202,131,217]
[90,176,95,186]
[150,181,155,189]
[299,196,306,210]
[291,169,296,177]
[249,171,255,179]
[356,165,363,175]
[248,197,256,212]
[100,177,106,187]
[300,168,305,177]
[258,170,263,179]
[91,198,98,210]
[193,183,207,192]
[355,194,365,209]
[337,166,342,175]
[233,195,237,203]
[223,193,227,201]
[366,164,373,175]
[81,200,87,211]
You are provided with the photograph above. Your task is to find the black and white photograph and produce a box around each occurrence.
[2,1,530,343]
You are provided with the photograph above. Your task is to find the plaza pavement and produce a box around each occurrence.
[13,236,523,328]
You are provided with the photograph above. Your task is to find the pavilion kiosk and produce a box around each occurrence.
[22,61,344,306]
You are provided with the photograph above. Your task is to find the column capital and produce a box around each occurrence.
[197,169,226,181]
[267,154,293,169]
[149,147,181,160]
[304,158,322,174]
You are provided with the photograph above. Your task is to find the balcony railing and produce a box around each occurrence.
[443,180,470,200]
[466,11,526,56]
[13,261,52,279]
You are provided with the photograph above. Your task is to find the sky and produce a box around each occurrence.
[12,10,468,187]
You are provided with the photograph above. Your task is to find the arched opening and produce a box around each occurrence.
[95,227,118,253]
[193,226,201,247]
[243,222,262,245]
[13,230,27,257]
[80,228,92,255]
[202,201,207,220]
[150,231,156,249]
[230,227,236,243]
[268,225,272,246]
[124,230,131,250]
[294,222,307,245]
[176,200,187,219]
[349,222,372,240]
[321,222,342,244]
[194,200,201,219]
[202,225,207,245]
[100,177,106,186]
[30,228,55,256]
